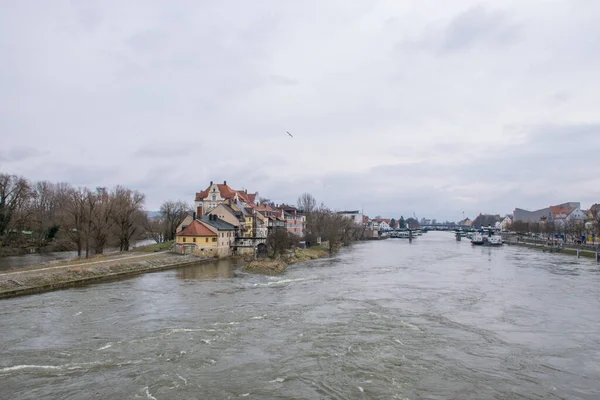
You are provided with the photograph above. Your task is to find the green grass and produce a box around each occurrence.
[307,245,328,252]
[132,240,174,253]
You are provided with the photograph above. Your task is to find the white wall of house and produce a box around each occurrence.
[568,209,587,221]
[500,216,512,231]
[379,221,391,231]
[339,212,363,225]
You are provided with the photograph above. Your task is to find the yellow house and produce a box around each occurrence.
[176,220,218,249]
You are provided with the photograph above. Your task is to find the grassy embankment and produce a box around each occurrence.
[242,246,330,275]
[0,250,203,299]
[132,240,175,253]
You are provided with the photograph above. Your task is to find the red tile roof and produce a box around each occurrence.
[195,183,257,204]
[177,220,217,237]
[236,190,256,204]
[377,218,391,224]
[195,184,237,202]
[253,204,274,212]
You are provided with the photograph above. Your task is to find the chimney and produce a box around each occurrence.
[224,180,227,185]
[192,211,196,220]
[210,181,213,186]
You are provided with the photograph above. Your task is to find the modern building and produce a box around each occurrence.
[513,202,581,223]
[337,210,364,225]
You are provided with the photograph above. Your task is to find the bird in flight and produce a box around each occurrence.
[286,131,294,138]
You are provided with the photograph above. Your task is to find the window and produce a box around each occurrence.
[183,238,186,242]
[193,237,196,243]
[212,238,217,242]
[205,238,208,243]
[212,195,216,200]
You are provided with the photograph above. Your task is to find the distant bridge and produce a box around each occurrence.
[421,224,470,230]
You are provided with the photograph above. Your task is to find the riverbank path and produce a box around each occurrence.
[0,251,171,277]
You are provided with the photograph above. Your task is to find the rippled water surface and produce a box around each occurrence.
[1,232,599,399]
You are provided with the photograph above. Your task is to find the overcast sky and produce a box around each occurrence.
[1,1,599,221]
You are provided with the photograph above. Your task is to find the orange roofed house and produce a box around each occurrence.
[175,215,237,258]
[195,181,257,216]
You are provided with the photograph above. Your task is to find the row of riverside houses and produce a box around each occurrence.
[513,201,591,226]
[335,211,416,240]
[174,181,306,258]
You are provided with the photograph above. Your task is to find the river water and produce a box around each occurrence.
[1,232,599,399]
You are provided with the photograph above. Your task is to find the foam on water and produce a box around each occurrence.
[0,362,100,373]
[143,386,157,400]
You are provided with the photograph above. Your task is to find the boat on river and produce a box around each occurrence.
[390,230,414,239]
[471,228,503,246]
[471,233,485,245]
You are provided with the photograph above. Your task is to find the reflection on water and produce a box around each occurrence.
[176,259,237,280]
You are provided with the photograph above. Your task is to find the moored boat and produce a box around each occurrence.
[471,233,485,245]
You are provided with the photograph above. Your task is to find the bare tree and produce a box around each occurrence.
[61,187,88,257]
[144,216,165,244]
[266,228,299,257]
[297,193,316,215]
[0,174,31,243]
[90,187,115,255]
[27,181,61,246]
[160,200,193,242]
[112,186,145,251]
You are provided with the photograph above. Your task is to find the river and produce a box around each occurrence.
[1,232,599,399]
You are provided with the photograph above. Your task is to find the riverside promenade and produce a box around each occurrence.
[0,252,208,299]
[503,235,600,260]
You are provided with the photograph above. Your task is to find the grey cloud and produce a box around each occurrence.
[1,1,599,219]
[441,5,520,52]
[397,4,521,54]
[269,74,299,86]
[0,147,46,162]
[15,162,121,189]
[548,91,571,105]
[126,29,168,54]
[134,144,198,158]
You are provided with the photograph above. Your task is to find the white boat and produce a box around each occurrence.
[471,231,503,246]
[487,235,503,246]
[471,233,485,245]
